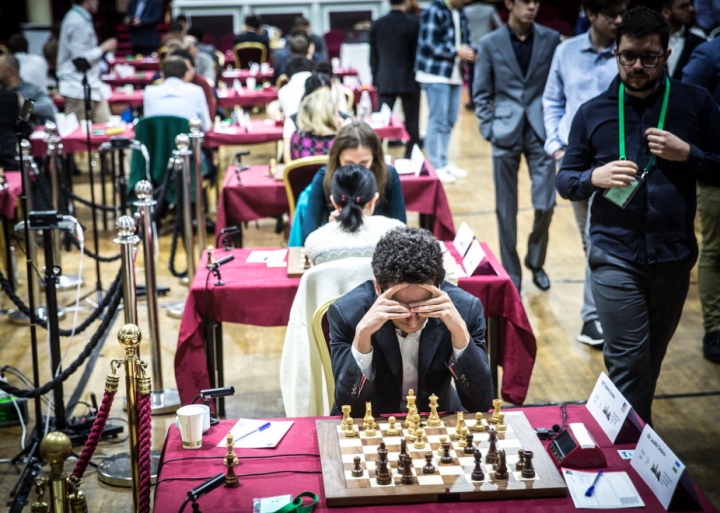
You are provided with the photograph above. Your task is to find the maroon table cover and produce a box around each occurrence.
[174,242,535,407]
[216,160,451,242]
[153,405,719,513]
[101,71,156,87]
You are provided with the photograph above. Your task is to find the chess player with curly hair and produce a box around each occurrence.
[329,227,494,418]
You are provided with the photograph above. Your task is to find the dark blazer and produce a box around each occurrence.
[0,90,20,170]
[329,281,494,419]
[474,23,560,149]
[232,31,271,58]
[369,10,420,95]
[126,0,162,51]
[671,28,706,79]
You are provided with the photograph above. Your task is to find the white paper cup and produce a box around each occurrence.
[260,62,270,73]
[331,57,340,69]
[176,405,205,449]
[175,403,210,433]
[246,77,257,90]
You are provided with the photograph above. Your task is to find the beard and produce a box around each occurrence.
[621,71,661,92]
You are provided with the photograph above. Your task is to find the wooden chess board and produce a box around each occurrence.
[316,412,567,507]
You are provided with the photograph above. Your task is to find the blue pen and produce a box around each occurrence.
[585,470,604,497]
[236,422,272,440]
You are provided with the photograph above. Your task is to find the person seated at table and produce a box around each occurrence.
[305,164,405,265]
[279,55,314,118]
[187,24,218,66]
[143,56,212,131]
[300,120,406,244]
[315,61,349,114]
[0,54,57,125]
[7,34,49,92]
[283,73,347,163]
[183,35,215,87]
[233,14,271,58]
[0,89,20,170]
[273,30,314,85]
[329,226,493,417]
[161,21,186,46]
[170,49,217,120]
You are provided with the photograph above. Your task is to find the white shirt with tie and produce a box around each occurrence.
[143,77,212,131]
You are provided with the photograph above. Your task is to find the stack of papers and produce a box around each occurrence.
[219,418,294,449]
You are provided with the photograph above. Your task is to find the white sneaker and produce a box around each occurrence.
[446,163,469,178]
[435,166,456,183]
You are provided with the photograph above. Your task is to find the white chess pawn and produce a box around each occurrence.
[386,416,399,436]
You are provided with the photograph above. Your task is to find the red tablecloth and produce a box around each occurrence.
[52,91,145,110]
[29,124,136,156]
[174,242,535,407]
[219,66,359,85]
[153,405,719,513]
[216,161,451,241]
[0,172,22,219]
[217,88,280,108]
[118,56,159,71]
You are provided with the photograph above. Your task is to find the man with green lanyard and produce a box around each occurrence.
[556,7,720,424]
[57,0,117,124]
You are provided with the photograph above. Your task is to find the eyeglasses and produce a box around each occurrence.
[617,51,664,68]
[599,10,625,21]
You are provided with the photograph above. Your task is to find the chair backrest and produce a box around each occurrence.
[342,86,355,112]
[233,42,267,69]
[0,44,9,57]
[129,115,190,206]
[157,45,169,61]
[219,33,235,53]
[312,297,338,410]
[283,155,328,220]
[323,29,344,61]
[276,73,289,89]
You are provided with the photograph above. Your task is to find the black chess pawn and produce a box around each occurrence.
[398,438,409,472]
[464,432,476,454]
[351,456,364,477]
[471,449,484,482]
[422,452,436,474]
[376,442,387,467]
[521,450,536,479]
[400,455,415,484]
[516,449,525,472]
[440,441,453,464]
[494,449,508,480]
[375,458,392,485]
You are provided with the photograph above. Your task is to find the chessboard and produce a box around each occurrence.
[316,411,567,507]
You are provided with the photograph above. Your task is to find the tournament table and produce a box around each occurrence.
[215,159,451,243]
[174,243,536,411]
[152,404,719,512]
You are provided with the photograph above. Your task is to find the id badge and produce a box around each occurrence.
[603,173,645,209]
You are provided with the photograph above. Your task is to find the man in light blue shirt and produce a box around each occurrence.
[542,0,627,347]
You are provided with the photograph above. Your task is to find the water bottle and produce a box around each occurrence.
[359,90,372,122]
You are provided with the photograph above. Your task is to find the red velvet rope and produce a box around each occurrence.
[71,388,115,479]
[137,392,153,513]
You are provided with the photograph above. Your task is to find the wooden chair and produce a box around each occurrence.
[312,297,338,410]
[232,42,267,69]
[0,44,9,56]
[342,86,355,114]
[283,155,328,221]
[157,45,169,61]
[275,73,289,89]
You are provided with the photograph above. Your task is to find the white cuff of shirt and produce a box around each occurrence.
[452,343,468,363]
[351,345,375,380]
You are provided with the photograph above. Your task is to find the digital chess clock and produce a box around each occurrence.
[547,423,607,469]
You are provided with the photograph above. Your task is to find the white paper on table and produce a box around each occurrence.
[249,62,260,75]
[246,250,274,263]
[379,102,392,126]
[453,222,475,257]
[394,145,424,175]
[562,469,644,509]
[219,418,295,449]
[266,249,288,267]
[56,113,79,138]
[233,78,243,94]
[462,239,486,276]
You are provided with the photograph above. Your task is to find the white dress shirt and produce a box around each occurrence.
[143,77,212,131]
[278,71,312,117]
[352,322,468,407]
[16,53,49,92]
[57,6,105,101]
[667,26,686,77]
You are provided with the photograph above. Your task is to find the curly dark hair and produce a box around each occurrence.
[617,6,669,50]
[372,227,445,290]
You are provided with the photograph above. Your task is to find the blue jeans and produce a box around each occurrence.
[422,82,461,170]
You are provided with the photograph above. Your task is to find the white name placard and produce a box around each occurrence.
[462,239,486,277]
[453,222,475,258]
[586,372,642,444]
[631,425,700,510]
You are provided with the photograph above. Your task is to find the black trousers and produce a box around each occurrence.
[377,91,421,159]
[589,245,696,424]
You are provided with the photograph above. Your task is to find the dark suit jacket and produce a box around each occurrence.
[329,281,493,419]
[671,29,706,79]
[0,90,19,170]
[126,0,162,50]
[369,10,420,95]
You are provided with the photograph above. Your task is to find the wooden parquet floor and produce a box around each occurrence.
[0,98,718,510]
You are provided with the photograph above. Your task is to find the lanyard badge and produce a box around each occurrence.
[603,77,670,209]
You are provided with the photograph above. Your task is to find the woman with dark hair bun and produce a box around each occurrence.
[305,164,404,265]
